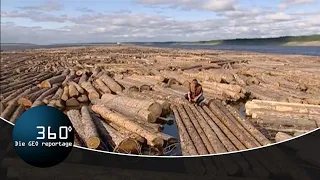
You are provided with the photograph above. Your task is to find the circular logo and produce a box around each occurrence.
[12,106,74,168]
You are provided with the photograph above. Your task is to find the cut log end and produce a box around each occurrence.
[151,137,164,148]
[114,138,141,154]
[86,137,101,149]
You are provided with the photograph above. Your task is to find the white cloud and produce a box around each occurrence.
[266,12,294,21]
[278,0,316,9]
[17,1,63,11]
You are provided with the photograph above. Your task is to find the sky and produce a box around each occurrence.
[1,0,320,44]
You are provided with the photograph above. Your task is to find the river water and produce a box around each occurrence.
[140,44,320,56]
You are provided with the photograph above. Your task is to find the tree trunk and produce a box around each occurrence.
[275,132,293,143]
[68,83,79,97]
[78,73,88,85]
[100,120,141,154]
[47,87,64,107]
[100,93,162,119]
[202,106,246,150]
[176,104,208,155]
[99,74,123,93]
[66,98,80,107]
[95,79,111,93]
[32,86,60,107]
[39,74,66,88]
[61,85,70,101]
[189,105,227,153]
[225,105,271,146]
[213,101,261,147]
[183,104,214,154]
[81,81,100,102]
[80,106,100,149]
[18,88,49,108]
[9,105,25,123]
[208,103,257,149]
[1,100,18,120]
[91,104,164,148]
[1,85,33,105]
[66,109,86,141]
[172,106,198,156]
[62,70,76,86]
[69,81,84,94]
[107,122,146,144]
[77,94,89,103]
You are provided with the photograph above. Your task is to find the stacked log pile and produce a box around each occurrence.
[1,45,319,156]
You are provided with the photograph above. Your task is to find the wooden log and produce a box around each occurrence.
[275,132,293,143]
[100,120,141,154]
[233,73,246,86]
[61,85,70,101]
[9,105,25,123]
[62,70,76,86]
[202,106,246,150]
[183,104,215,154]
[68,81,84,94]
[172,106,198,156]
[262,127,310,134]
[31,86,60,107]
[95,79,112,93]
[78,73,88,85]
[107,122,146,144]
[66,109,86,141]
[208,103,257,149]
[18,88,49,108]
[1,85,35,105]
[39,74,66,88]
[181,65,202,71]
[189,105,227,153]
[47,87,63,107]
[100,93,162,119]
[225,105,271,146]
[77,94,89,103]
[250,114,317,129]
[81,81,100,102]
[197,106,238,152]
[80,106,100,149]
[1,100,18,120]
[213,101,260,147]
[176,104,208,155]
[0,102,4,114]
[66,98,80,107]
[91,104,164,148]
[68,83,79,97]
[99,74,123,93]
[42,94,54,104]
[92,99,156,123]
[246,100,320,115]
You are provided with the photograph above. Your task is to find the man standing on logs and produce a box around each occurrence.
[184,79,205,106]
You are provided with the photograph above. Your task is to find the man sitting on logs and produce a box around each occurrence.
[184,79,205,106]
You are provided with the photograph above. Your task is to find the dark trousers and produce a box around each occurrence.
[184,94,205,105]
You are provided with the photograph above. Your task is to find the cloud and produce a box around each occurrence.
[136,0,238,12]
[76,8,95,13]
[278,0,316,9]
[1,11,67,23]
[17,1,63,11]
[266,12,295,21]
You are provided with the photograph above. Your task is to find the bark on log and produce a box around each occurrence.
[108,122,146,144]
[62,70,76,86]
[68,83,79,97]
[275,132,293,143]
[197,106,237,152]
[208,103,257,149]
[92,99,156,123]
[61,85,70,101]
[183,104,215,154]
[1,85,34,105]
[48,87,63,107]
[176,104,208,155]
[18,88,49,108]
[189,105,227,153]
[31,86,60,107]
[225,105,271,146]
[213,101,260,147]
[91,104,164,148]
[67,110,86,141]
[78,73,88,85]
[100,74,123,93]
[1,100,18,120]
[246,100,320,115]
[9,105,25,123]
[0,102,5,114]
[95,79,112,93]
[202,106,246,150]
[263,127,310,134]
[69,81,84,94]
[81,81,100,102]
[42,94,54,104]
[100,93,162,119]
[100,120,141,154]
[172,106,198,156]
[39,74,66,88]
[80,106,100,149]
